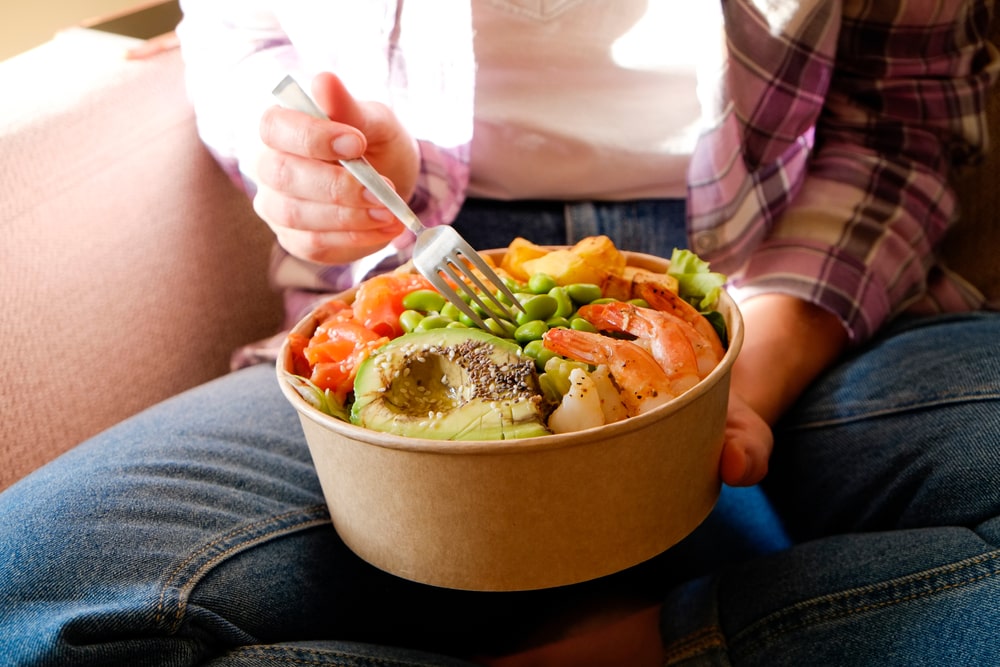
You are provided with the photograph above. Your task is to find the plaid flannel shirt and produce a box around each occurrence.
[177,0,998,366]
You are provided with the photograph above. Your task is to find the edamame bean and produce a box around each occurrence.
[547,286,574,318]
[402,289,447,313]
[440,302,463,320]
[527,272,558,294]
[483,317,517,338]
[472,298,510,321]
[399,309,425,333]
[545,316,571,329]
[544,356,588,375]
[415,314,453,331]
[569,317,598,333]
[538,373,564,403]
[628,298,650,308]
[540,369,571,397]
[523,339,557,371]
[515,294,558,325]
[494,289,514,306]
[566,283,603,305]
[514,320,549,345]
[541,357,588,396]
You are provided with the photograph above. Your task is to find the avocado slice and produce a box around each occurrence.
[351,328,552,440]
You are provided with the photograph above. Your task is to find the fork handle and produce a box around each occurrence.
[271,76,425,235]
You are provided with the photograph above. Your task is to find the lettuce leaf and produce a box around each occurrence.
[282,371,350,421]
[667,248,727,311]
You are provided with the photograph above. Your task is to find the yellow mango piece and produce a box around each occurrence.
[521,249,607,285]
[569,235,627,278]
[500,237,550,282]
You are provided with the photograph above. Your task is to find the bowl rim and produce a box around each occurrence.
[276,248,743,456]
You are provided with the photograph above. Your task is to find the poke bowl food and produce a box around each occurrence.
[277,236,742,591]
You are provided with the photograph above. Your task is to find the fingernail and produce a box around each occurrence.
[332,134,363,156]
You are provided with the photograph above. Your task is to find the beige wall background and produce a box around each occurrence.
[1,0,140,61]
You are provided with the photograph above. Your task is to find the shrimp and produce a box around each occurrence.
[590,364,629,424]
[542,328,680,416]
[577,301,716,382]
[634,279,726,363]
[547,367,606,434]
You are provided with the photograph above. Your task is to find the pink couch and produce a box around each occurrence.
[1,28,997,493]
[0,30,283,491]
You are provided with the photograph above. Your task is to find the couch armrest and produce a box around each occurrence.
[0,30,283,491]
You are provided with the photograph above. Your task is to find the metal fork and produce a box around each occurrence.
[272,75,523,330]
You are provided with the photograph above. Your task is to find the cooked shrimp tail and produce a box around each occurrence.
[577,301,717,381]
[634,280,726,361]
[542,327,678,415]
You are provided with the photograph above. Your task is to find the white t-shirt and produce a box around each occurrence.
[468,0,725,201]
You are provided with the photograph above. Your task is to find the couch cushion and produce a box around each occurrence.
[0,30,283,491]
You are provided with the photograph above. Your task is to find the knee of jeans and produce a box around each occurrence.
[783,313,1000,427]
[766,314,1000,536]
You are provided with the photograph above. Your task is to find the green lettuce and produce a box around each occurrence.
[667,248,729,345]
[282,371,350,421]
[667,248,727,312]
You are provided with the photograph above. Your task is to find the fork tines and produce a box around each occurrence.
[412,227,523,331]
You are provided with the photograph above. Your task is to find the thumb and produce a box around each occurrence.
[310,72,420,198]
[720,392,773,487]
[311,72,372,133]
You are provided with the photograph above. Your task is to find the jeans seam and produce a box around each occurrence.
[562,203,576,244]
[662,626,727,665]
[784,392,1000,431]
[223,645,412,666]
[154,504,331,633]
[732,549,1000,657]
[226,647,340,666]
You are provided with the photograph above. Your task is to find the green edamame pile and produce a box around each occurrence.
[396,273,649,402]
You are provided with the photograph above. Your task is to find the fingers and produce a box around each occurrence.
[254,71,418,265]
[259,105,366,163]
[254,182,397,230]
[311,72,422,201]
[720,436,770,487]
[720,392,773,487]
[254,138,400,242]
[255,147,369,208]
[258,72,378,163]
[268,224,404,266]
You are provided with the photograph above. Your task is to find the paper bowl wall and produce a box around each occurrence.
[276,249,742,591]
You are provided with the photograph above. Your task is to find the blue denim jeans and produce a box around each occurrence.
[2,199,999,666]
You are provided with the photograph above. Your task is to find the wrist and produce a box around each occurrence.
[731,293,847,424]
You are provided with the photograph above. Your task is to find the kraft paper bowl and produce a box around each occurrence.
[276,249,743,591]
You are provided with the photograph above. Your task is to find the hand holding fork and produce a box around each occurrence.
[266,75,521,328]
